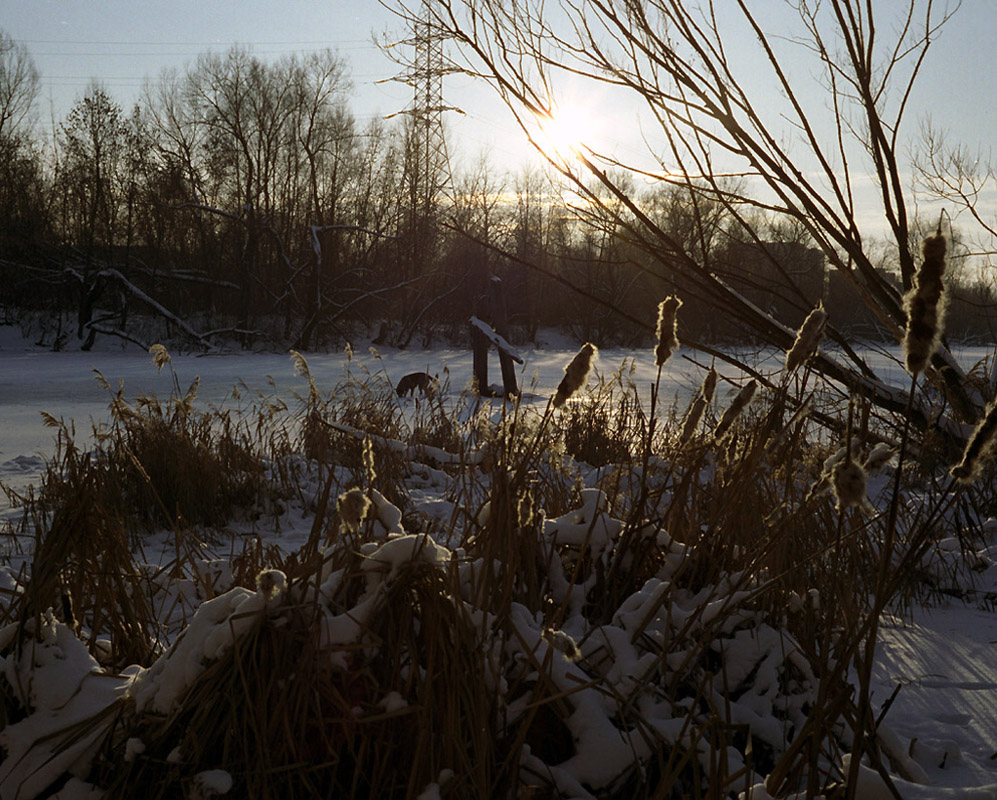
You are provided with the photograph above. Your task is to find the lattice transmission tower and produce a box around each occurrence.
[386,0,461,215]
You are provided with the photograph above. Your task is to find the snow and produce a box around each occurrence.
[191,769,233,798]
[128,582,280,715]
[469,315,524,363]
[544,487,621,560]
[415,769,454,800]
[0,616,128,799]
[872,605,997,792]
[1,325,996,797]
[360,533,451,590]
[377,690,409,713]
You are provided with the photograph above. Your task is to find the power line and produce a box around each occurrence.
[31,50,358,57]
[16,38,374,46]
[29,46,381,57]
[41,72,393,82]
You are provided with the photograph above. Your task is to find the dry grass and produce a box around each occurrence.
[1,333,989,799]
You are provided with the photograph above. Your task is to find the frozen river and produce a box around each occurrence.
[0,330,706,513]
[0,324,990,522]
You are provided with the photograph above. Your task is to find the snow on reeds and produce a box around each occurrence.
[0,323,992,799]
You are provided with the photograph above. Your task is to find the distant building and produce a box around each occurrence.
[723,240,826,326]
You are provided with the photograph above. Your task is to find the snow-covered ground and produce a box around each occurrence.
[1,324,995,798]
[873,606,997,793]
[0,325,709,520]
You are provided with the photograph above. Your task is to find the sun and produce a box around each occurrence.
[536,106,591,159]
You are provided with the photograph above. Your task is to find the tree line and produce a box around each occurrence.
[1,29,995,354]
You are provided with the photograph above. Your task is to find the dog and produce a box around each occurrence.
[395,372,439,398]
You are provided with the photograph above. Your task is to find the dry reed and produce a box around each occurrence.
[2,336,975,800]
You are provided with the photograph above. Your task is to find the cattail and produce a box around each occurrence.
[362,436,377,485]
[713,379,757,440]
[824,440,852,470]
[654,296,682,367]
[517,490,536,528]
[337,487,371,534]
[951,401,997,484]
[256,569,287,601]
[723,429,740,465]
[785,303,827,373]
[59,586,77,631]
[765,399,811,454]
[149,343,171,373]
[862,442,896,474]
[807,438,858,500]
[831,457,867,511]
[679,367,718,444]
[679,397,707,444]
[554,343,597,408]
[903,234,947,375]
[702,367,719,404]
[544,627,582,662]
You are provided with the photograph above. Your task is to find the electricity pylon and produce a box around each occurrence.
[385,0,461,215]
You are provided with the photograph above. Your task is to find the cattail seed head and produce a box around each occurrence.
[517,490,536,528]
[702,367,719,404]
[822,440,853,473]
[903,234,947,375]
[337,487,371,533]
[256,569,287,601]
[951,401,997,484]
[554,343,597,408]
[785,303,828,373]
[59,586,77,631]
[832,458,867,511]
[680,396,707,444]
[714,379,757,440]
[654,296,682,367]
[543,628,582,662]
[862,442,896,474]
[362,435,377,485]
[808,439,856,501]
[680,367,720,445]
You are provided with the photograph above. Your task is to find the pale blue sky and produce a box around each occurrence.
[1,0,993,214]
[0,0,540,168]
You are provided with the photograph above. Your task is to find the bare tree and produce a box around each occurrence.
[389,0,978,437]
[0,31,45,260]
[286,50,358,346]
[0,30,39,142]
[57,83,127,259]
[915,123,997,263]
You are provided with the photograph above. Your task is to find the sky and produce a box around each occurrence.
[1,0,994,234]
[0,0,542,170]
